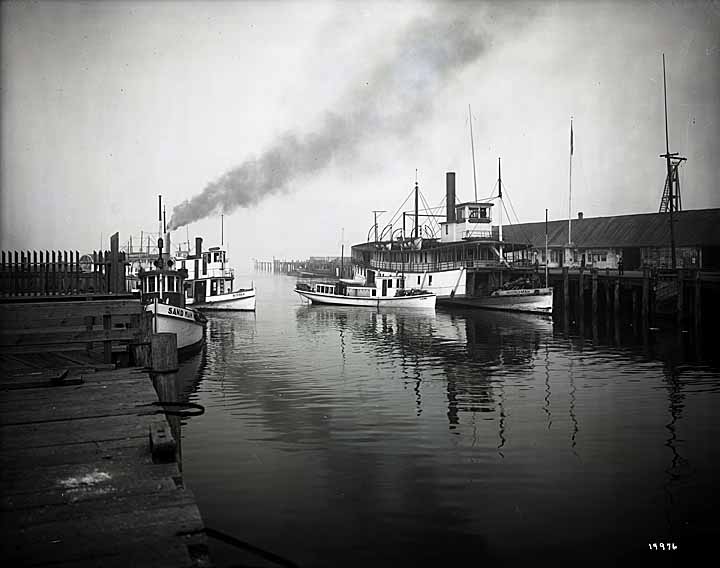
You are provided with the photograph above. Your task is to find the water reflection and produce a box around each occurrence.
[180,277,720,566]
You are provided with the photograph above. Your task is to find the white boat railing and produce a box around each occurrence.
[369,259,501,272]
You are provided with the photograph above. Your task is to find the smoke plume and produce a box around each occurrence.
[168,4,535,230]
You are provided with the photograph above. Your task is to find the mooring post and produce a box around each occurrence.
[591,268,598,314]
[677,269,685,325]
[150,333,180,466]
[130,310,152,368]
[563,266,569,313]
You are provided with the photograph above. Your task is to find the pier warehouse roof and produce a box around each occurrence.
[501,208,720,249]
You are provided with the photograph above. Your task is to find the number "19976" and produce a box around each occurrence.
[649,543,677,550]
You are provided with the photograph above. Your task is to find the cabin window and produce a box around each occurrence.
[469,207,478,219]
[166,277,175,292]
[181,261,186,269]
[445,226,448,235]
[480,208,488,219]
[185,283,192,298]
[202,255,207,275]
[372,289,376,296]
[429,275,433,286]
[210,279,218,296]
[146,277,156,293]
[214,252,222,262]
[387,279,392,289]
[417,276,421,284]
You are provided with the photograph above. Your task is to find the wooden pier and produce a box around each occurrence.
[546,266,719,325]
[0,241,212,567]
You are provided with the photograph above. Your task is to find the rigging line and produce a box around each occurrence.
[383,187,415,235]
[501,198,533,247]
[499,180,522,225]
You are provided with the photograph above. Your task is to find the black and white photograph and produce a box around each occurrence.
[1,0,719,566]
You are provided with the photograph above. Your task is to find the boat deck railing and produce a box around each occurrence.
[369,259,502,273]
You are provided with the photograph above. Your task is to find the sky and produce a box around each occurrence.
[1,0,719,267]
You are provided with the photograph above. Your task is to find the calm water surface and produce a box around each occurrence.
[179,272,720,567]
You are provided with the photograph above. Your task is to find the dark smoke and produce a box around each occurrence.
[169,4,536,230]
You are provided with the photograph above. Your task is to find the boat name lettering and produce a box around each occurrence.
[168,307,191,318]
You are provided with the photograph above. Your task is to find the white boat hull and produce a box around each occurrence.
[443,288,553,314]
[295,289,436,309]
[187,289,256,311]
[146,302,205,352]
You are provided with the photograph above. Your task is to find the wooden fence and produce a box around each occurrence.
[0,233,128,297]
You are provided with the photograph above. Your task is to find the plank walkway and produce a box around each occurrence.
[0,351,211,567]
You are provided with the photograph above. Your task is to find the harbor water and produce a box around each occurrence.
[180,272,719,566]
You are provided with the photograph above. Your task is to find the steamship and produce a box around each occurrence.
[174,236,256,311]
[351,168,553,315]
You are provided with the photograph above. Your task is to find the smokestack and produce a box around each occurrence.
[195,237,203,257]
[446,172,456,223]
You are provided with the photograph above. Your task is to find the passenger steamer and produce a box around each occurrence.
[351,166,553,315]
[295,274,436,309]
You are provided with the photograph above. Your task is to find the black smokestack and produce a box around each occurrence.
[446,172,456,223]
[168,6,537,230]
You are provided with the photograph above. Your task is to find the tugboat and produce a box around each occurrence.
[138,233,206,354]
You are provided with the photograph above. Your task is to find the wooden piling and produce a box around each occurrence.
[150,333,181,466]
[591,268,598,314]
[563,267,569,312]
[614,278,620,316]
[577,268,584,314]
[677,270,685,324]
[642,269,650,323]
[694,270,702,328]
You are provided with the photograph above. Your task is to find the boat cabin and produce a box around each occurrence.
[309,275,412,298]
[138,265,188,309]
[439,202,494,243]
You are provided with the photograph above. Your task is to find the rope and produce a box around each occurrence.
[205,527,301,568]
[149,401,206,417]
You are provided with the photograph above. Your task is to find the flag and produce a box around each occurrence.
[570,121,574,156]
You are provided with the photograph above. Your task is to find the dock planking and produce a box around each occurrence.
[0,342,211,566]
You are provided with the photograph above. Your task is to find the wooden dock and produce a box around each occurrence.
[0,296,211,566]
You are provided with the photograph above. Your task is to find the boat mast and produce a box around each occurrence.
[414,169,419,239]
[340,227,344,279]
[568,118,573,253]
[662,54,676,269]
[498,157,503,259]
[469,104,478,202]
[545,208,549,288]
